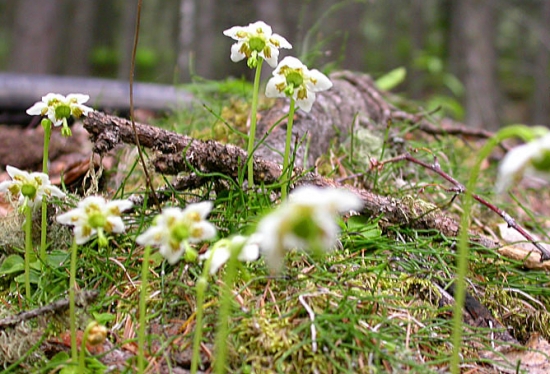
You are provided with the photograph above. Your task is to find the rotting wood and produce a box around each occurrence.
[83,110,498,250]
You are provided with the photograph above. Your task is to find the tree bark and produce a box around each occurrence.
[8,0,63,74]
[177,0,196,82]
[533,0,550,126]
[460,0,500,130]
[63,0,98,76]
[117,0,139,80]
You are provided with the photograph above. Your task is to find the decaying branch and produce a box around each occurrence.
[83,111,498,250]
[377,153,550,261]
[0,290,98,329]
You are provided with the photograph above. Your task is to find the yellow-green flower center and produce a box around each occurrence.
[55,104,71,119]
[285,206,323,242]
[21,184,37,199]
[248,36,266,52]
[88,213,107,229]
[285,71,304,88]
[171,224,190,243]
[531,150,550,171]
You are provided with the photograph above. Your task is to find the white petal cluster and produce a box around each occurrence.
[223,21,291,68]
[136,202,217,265]
[256,186,362,271]
[56,196,133,244]
[265,56,332,112]
[26,93,93,127]
[199,234,261,274]
[496,133,550,194]
[0,165,65,208]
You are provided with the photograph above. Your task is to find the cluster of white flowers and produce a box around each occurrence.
[223,20,292,69]
[224,21,332,113]
[197,186,362,273]
[0,165,65,209]
[257,186,363,271]
[136,202,217,264]
[57,196,133,245]
[27,93,93,136]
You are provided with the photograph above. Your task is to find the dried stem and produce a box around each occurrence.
[378,152,550,261]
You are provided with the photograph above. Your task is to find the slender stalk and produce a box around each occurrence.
[24,206,32,302]
[246,59,264,187]
[450,125,535,373]
[138,245,151,373]
[79,322,95,372]
[214,249,239,374]
[69,238,78,363]
[191,257,213,373]
[281,98,296,200]
[41,121,52,260]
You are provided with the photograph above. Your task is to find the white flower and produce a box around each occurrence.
[26,93,93,128]
[199,234,261,275]
[265,56,332,112]
[223,20,291,68]
[289,185,363,214]
[496,133,550,194]
[56,196,133,245]
[256,186,362,271]
[136,202,217,265]
[0,165,65,208]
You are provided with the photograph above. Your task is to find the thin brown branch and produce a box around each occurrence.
[0,290,98,328]
[378,153,550,261]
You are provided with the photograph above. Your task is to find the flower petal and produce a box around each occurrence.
[66,93,90,104]
[26,102,48,116]
[306,69,333,92]
[159,244,186,265]
[230,42,246,62]
[295,93,316,113]
[265,75,286,98]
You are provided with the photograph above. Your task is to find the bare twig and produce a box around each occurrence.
[0,290,98,328]
[376,152,550,261]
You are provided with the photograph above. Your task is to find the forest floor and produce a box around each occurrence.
[1,78,550,373]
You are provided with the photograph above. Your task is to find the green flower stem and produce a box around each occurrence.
[138,245,151,373]
[450,124,534,373]
[281,98,296,200]
[41,120,52,261]
[69,237,78,363]
[191,255,214,374]
[246,58,264,187]
[78,322,95,372]
[214,248,239,374]
[24,205,32,302]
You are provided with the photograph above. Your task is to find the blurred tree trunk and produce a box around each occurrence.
[408,0,425,99]
[8,0,63,74]
[64,0,98,76]
[117,0,138,80]
[195,0,217,79]
[447,0,464,83]
[177,0,196,82]
[533,0,550,126]
[458,0,500,130]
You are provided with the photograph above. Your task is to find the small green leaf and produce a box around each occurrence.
[93,312,116,325]
[0,254,25,275]
[375,67,406,91]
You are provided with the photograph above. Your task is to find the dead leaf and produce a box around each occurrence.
[481,333,550,374]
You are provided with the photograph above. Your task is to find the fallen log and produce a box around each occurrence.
[0,73,195,113]
[83,110,498,250]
